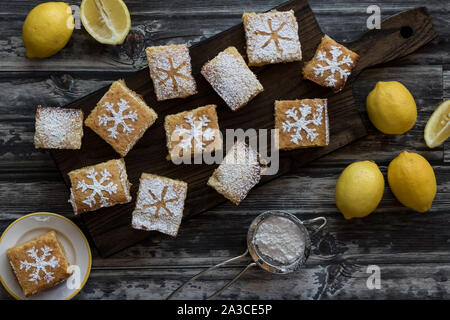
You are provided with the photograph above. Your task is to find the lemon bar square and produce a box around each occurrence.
[85,80,158,157]
[6,231,71,297]
[68,158,132,215]
[207,140,267,205]
[34,106,84,149]
[243,10,302,66]
[302,35,359,92]
[132,173,188,237]
[164,104,222,161]
[201,46,263,111]
[146,44,197,101]
[275,99,329,150]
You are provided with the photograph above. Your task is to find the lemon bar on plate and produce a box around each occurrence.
[6,231,71,297]
[201,46,263,111]
[85,80,158,157]
[164,104,222,162]
[242,10,302,66]
[302,35,359,92]
[68,158,132,215]
[275,99,329,150]
[131,173,188,237]
[207,140,267,205]
[34,106,84,149]
[146,44,197,101]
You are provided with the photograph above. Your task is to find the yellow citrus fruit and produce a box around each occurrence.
[366,81,417,134]
[22,2,74,58]
[424,99,450,148]
[80,0,131,45]
[335,161,385,219]
[387,151,436,213]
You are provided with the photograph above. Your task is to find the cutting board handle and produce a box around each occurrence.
[350,7,437,77]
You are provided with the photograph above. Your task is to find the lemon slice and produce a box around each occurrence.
[424,99,450,148]
[80,0,131,45]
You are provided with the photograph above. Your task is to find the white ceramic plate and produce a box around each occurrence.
[0,212,92,300]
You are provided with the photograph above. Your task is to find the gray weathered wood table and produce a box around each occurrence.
[0,0,449,300]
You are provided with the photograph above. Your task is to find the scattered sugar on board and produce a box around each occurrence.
[253,215,305,264]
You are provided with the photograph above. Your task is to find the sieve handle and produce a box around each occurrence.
[207,262,257,300]
[303,216,327,234]
[166,249,254,300]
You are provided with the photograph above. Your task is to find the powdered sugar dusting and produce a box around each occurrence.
[208,141,265,204]
[244,11,301,65]
[202,48,263,111]
[132,175,187,237]
[254,215,306,264]
[34,107,83,149]
[147,45,197,100]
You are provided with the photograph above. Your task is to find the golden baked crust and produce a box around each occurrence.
[85,80,158,157]
[275,99,329,150]
[34,106,84,149]
[131,173,188,237]
[164,104,222,161]
[207,140,266,205]
[6,231,70,297]
[201,46,263,111]
[68,158,132,215]
[243,10,302,66]
[302,35,359,92]
[146,44,197,101]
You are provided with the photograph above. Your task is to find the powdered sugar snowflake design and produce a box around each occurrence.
[20,246,60,284]
[254,19,293,54]
[139,180,179,219]
[313,46,353,87]
[282,103,324,144]
[98,99,138,139]
[173,113,215,152]
[76,168,118,208]
[156,56,190,93]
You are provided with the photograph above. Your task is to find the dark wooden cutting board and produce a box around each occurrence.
[51,0,436,257]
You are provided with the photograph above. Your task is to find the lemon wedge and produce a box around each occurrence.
[424,99,450,148]
[80,0,131,45]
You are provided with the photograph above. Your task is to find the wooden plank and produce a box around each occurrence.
[48,0,364,257]
[444,70,450,163]
[1,164,448,264]
[0,64,444,170]
[3,258,448,300]
[0,0,447,72]
[65,262,450,299]
[333,65,445,164]
[0,0,448,300]
[51,2,437,257]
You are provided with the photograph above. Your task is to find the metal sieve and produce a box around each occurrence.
[167,210,327,300]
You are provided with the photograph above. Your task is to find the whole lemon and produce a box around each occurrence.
[335,161,385,219]
[366,81,417,134]
[388,151,437,213]
[23,2,74,58]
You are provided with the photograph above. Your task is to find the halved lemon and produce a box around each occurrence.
[80,0,131,45]
[424,99,450,148]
